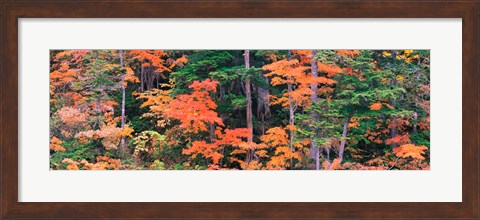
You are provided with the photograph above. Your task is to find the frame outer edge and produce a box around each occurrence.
[1,0,479,219]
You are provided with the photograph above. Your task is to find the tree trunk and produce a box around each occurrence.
[413,52,421,133]
[286,50,295,168]
[119,50,126,158]
[140,64,144,92]
[95,98,101,129]
[244,50,254,164]
[338,115,351,162]
[257,69,270,136]
[390,50,398,148]
[288,83,294,152]
[309,50,320,169]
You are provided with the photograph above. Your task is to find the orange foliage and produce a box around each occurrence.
[263,58,336,109]
[259,127,298,170]
[260,127,289,148]
[75,125,123,150]
[62,156,124,170]
[129,50,171,73]
[117,125,134,137]
[336,50,361,58]
[50,136,66,152]
[369,103,382,111]
[317,62,344,77]
[183,127,253,166]
[385,134,411,145]
[393,144,428,160]
[62,158,79,170]
[167,79,224,133]
[348,116,361,129]
[57,107,89,125]
[323,158,342,170]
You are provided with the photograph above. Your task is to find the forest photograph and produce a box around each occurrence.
[50,49,430,170]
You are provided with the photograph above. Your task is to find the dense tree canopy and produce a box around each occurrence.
[50,50,430,170]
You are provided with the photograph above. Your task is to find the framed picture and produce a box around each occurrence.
[1,1,478,219]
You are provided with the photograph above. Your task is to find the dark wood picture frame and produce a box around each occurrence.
[1,0,478,219]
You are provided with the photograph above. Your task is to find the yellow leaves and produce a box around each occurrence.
[136,89,172,109]
[396,75,404,82]
[382,51,392,57]
[176,56,188,64]
[369,103,383,111]
[259,127,299,170]
[124,66,139,83]
[393,144,428,160]
[403,50,413,55]
[105,63,120,71]
[50,136,66,152]
[117,125,134,137]
[265,148,298,170]
[348,117,360,129]
[255,150,269,158]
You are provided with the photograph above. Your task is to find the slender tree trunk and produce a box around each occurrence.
[286,50,295,168]
[244,50,254,165]
[390,50,398,148]
[288,83,294,151]
[95,98,101,129]
[309,50,320,169]
[257,68,270,136]
[338,115,351,162]
[119,50,126,158]
[209,123,216,143]
[413,53,421,133]
[413,112,418,133]
[140,64,144,92]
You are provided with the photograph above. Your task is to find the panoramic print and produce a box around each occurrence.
[50,50,430,170]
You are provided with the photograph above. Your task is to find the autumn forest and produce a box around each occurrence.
[50,50,430,170]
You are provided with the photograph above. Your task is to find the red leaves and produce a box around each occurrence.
[167,79,224,133]
[385,134,411,146]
